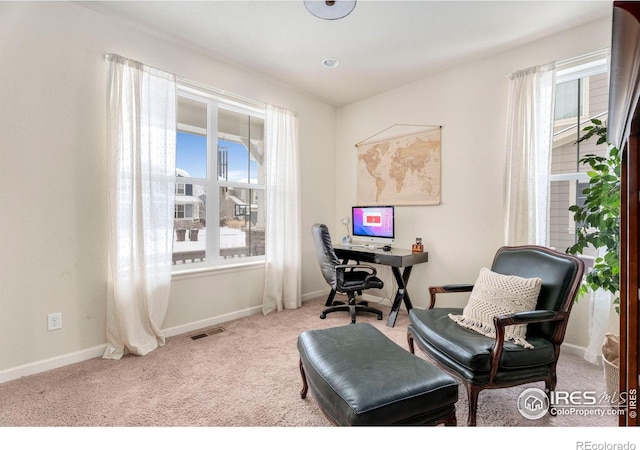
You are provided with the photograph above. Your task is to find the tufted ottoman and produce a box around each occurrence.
[297,323,458,426]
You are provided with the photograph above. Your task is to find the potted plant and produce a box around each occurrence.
[565,118,620,402]
[189,219,203,241]
[566,119,620,311]
[174,219,190,242]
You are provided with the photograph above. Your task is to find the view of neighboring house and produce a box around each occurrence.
[174,167,206,238]
[172,145,265,265]
[549,65,609,257]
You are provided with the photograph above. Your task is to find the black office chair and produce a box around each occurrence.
[311,223,384,323]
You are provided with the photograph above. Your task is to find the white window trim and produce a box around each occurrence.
[555,49,609,83]
[173,84,266,274]
[548,50,609,246]
[177,78,266,117]
[549,172,590,182]
[172,258,264,279]
[549,172,590,236]
[178,123,206,136]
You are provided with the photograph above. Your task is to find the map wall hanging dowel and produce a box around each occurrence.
[355,124,441,206]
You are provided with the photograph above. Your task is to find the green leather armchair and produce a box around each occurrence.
[407,245,585,426]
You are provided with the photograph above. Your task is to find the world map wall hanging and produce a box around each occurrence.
[355,124,441,206]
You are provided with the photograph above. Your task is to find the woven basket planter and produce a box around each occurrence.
[602,332,620,408]
[602,356,620,405]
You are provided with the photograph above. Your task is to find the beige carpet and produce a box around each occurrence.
[0,296,619,428]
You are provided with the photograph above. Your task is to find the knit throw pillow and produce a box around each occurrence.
[448,268,542,349]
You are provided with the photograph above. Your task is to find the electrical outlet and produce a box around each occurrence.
[47,312,62,331]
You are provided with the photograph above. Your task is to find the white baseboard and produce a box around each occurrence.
[561,342,593,361]
[0,292,328,384]
[0,345,106,384]
[302,289,330,302]
[162,305,263,338]
[0,306,265,384]
[0,293,593,385]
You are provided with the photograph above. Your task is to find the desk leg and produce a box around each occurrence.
[386,266,414,327]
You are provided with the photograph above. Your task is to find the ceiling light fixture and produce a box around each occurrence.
[304,1,357,20]
[322,58,340,69]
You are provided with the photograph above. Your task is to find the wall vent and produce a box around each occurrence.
[190,327,226,340]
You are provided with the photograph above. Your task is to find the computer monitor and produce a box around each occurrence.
[351,205,395,246]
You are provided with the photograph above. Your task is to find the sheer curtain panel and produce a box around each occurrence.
[104,54,176,359]
[584,246,613,365]
[504,63,556,246]
[262,105,302,314]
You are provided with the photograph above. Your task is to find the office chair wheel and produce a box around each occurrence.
[377,313,383,320]
[320,313,326,319]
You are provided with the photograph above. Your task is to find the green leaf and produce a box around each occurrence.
[568,121,620,314]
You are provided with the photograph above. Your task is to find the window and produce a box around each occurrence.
[548,52,609,254]
[172,85,266,269]
[554,78,587,121]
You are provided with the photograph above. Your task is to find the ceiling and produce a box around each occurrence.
[84,1,612,107]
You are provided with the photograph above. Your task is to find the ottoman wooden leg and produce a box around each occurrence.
[444,410,457,426]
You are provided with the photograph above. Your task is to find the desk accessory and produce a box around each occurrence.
[341,217,352,244]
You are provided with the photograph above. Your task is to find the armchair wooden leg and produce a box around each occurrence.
[407,333,416,354]
[545,377,556,394]
[299,359,309,399]
[545,378,557,416]
[466,384,481,427]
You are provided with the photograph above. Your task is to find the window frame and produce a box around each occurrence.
[172,83,266,275]
[547,51,608,247]
[553,77,590,130]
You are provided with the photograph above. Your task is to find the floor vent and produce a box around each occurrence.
[190,327,226,340]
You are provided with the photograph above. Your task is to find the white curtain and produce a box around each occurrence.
[104,54,176,359]
[504,63,556,246]
[584,248,613,365]
[585,289,613,365]
[262,105,302,314]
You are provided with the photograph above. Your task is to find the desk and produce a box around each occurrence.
[333,244,429,327]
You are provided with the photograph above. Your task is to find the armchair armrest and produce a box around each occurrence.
[496,310,564,326]
[428,284,474,309]
[488,310,568,382]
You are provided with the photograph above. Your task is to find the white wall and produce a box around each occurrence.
[334,16,618,349]
[0,2,334,378]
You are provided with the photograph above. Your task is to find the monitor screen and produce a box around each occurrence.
[351,205,395,244]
